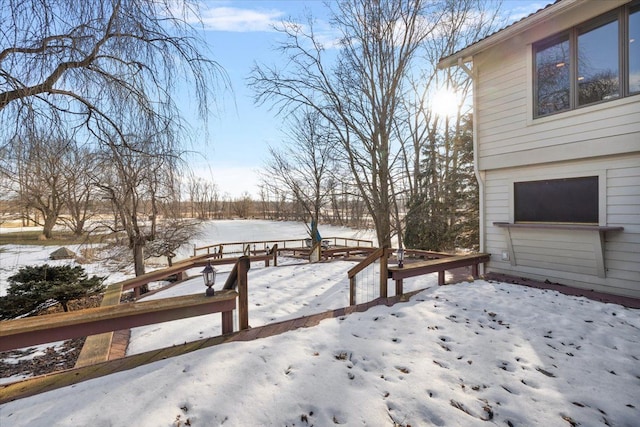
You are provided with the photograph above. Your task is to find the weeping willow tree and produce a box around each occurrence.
[0,0,226,274]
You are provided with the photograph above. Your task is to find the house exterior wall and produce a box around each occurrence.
[473,0,640,298]
[484,155,640,298]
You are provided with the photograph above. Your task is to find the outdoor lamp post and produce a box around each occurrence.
[397,247,405,268]
[202,262,217,296]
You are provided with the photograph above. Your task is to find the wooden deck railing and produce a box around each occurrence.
[0,290,239,353]
[347,247,390,305]
[347,248,491,305]
[0,254,261,356]
[121,251,277,297]
[388,253,491,294]
[194,236,373,257]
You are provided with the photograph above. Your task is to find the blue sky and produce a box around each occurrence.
[187,0,548,198]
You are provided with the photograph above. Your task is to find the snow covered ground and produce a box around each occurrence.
[1,220,639,426]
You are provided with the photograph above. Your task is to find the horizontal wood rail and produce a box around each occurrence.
[194,236,374,257]
[403,249,454,260]
[0,291,238,353]
[117,251,276,297]
[388,253,491,295]
[322,246,377,260]
[347,247,386,279]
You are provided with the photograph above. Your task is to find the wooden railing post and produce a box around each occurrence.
[237,256,250,330]
[350,276,356,306]
[379,247,388,299]
[272,243,278,267]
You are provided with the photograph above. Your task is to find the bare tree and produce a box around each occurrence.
[187,174,221,220]
[251,0,441,247]
[1,130,72,239]
[0,0,226,275]
[0,0,224,153]
[60,142,99,236]
[402,0,503,251]
[231,192,254,219]
[261,109,337,243]
[95,130,182,278]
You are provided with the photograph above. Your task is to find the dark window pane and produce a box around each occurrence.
[630,5,640,94]
[578,19,620,105]
[514,176,599,224]
[535,37,571,116]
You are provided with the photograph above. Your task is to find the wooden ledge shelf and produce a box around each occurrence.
[493,222,624,232]
[492,222,624,279]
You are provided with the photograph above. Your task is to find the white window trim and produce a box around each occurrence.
[507,169,607,226]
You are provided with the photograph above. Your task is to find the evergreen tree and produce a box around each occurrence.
[404,114,478,251]
[0,265,105,319]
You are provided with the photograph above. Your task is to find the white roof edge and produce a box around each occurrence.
[436,0,584,69]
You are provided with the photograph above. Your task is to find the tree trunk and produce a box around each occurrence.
[133,241,145,276]
[133,241,149,293]
[42,212,58,239]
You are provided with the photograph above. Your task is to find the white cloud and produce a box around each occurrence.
[200,6,285,32]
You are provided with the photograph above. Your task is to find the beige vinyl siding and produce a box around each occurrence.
[484,176,511,271]
[472,0,640,173]
[468,0,639,297]
[478,101,640,169]
[508,229,598,276]
[605,165,640,286]
[484,155,640,299]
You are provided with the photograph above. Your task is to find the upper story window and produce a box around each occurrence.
[534,1,640,118]
[631,2,640,93]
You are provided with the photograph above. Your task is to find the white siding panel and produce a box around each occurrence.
[607,240,640,253]
[608,215,640,225]
[482,155,640,298]
[608,186,640,197]
[477,87,526,111]
[479,110,639,158]
[475,0,639,298]
[508,228,598,276]
[608,203,640,216]
[474,33,640,171]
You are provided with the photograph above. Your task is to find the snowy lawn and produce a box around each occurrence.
[1,220,639,426]
[2,280,639,426]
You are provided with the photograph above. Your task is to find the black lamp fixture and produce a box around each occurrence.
[396,247,405,268]
[202,261,217,296]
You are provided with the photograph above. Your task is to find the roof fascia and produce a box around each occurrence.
[437,0,583,70]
